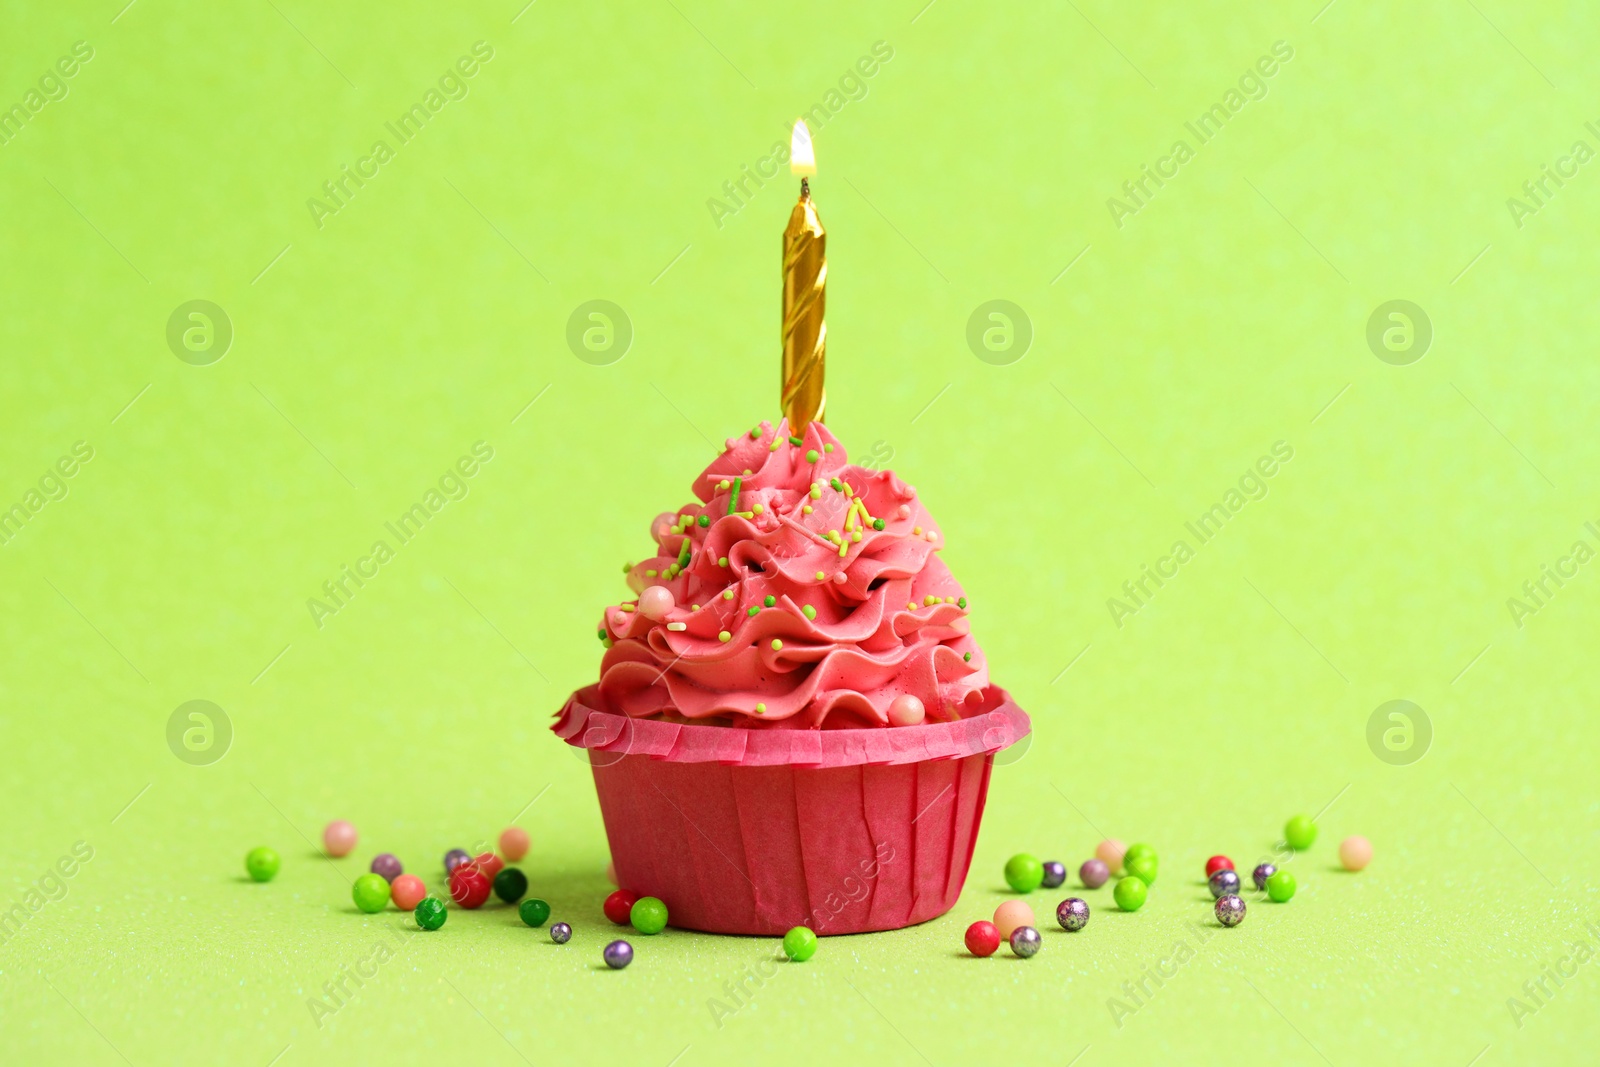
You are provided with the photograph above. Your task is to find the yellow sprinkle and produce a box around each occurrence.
[838,544,848,557]
[913,526,922,535]
[752,504,764,514]
[743,469,752,475]
[809,485,822,500]
[944,597,954,604]
[691,604,701,611]
[844,483,854,497]
[924,594,938,606]
[815,571,826,581]
[754,702,766,714]
[645,569,657,577]
[828,530,840,541]
[802,505,813,514]
[718,630,731,642]
[907,602,916,610]
[718,479,730,490]
[621,605,636,612]
[771,639,783,650]
[845,511,858,532]
[851,531,862,542]
[769,440,781,451]
[735,510,755,519]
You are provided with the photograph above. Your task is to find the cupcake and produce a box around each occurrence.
[553,417,1029,935]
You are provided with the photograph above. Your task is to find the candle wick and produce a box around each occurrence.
[800,177,809,200]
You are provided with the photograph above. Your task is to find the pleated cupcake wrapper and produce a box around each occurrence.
[553,686,1030,936]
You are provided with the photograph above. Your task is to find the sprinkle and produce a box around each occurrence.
[898,504,911,518]
[833,572,847,583]
[750,427,761,439]
[824,443,834,453]
[827,530,841,542]
[816,571,826,581]
[963,652,972,661]
[718,557,729,567]
[924,595,938,606]
[743,469,752,475]
[723,590,735,600]
[596,628,606,640]
[944,596,955,604]
[677,539,690,568]
[645,569,657,578]
[805,449,819,463]
[788,435,803,447]
[958,597,967,609]
[764,595,776,607]
[752,504,764,515]
[771,639,783,650]
[928,530,938,541]
[851,531,861,542]
[718,479,730,490]
[769,440,781,451]
[754,703,766,714]
[698,514,710,527]
[873,519,885,531]
[748,606,760,617]
[727,477,742,515]
[621,604,636,612]
[666,622,687,631]
[691,604,700,611]
[844,483,854,498]
[621,562,633,574]
[907,602,916,610]
[837,544,847,557]
[802,605,817,620]
[602,638,612,649]
[845,510,858,533]
[913,526,922,535]
[719,631,731,642]
[733,510,755,519]
[809,484,822,500]
[802,505,813,514]
[829,478,842,492]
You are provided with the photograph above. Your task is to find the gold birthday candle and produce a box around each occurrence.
[782,119,826,436]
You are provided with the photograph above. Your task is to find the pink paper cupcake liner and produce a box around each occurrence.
[553,685,1030,936]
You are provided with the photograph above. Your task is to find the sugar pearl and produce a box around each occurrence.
[638,586,675,621]
[993,899,1035,939]
[887,695,925,727]
[1008,926,1042,958]
[1339,835,1372,871]
[1095,838,1126,875]
[391,874,427,910]
[323,820,357,857]
[1215,894,1246,926]
[1056,898,1090,932]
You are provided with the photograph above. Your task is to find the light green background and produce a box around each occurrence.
[2,1,1597,1064]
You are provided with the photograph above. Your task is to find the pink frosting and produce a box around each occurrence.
[595,419,988,729]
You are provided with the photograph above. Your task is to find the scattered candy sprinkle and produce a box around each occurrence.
[770,639,783,650]
[805,449,819,462]
[371,854,402,883]
[494,867,529,903]
[449,864,492,909]
[245,847,280,883]
[604,890,639,925]
[1339,835,1372,871]
[1041,861,1067,889]
[520,898,551,927]
[391,875,426,911]
[1113,876,1148,911]
[1009,926,1042,958]
[965,920,1001,957]
[783,926,818,961]
[323,820,358,858]
[1205,855,1235,878]
[802,605,817,620]
[1079,859,1109,889]
[352,873,391,913]
[993,900,1035,939]
[1265,869,1297,902]
[764,595,776,607]
[1284,814,1318,851]
[414,897,447,930]
[1215,895,1246,927]
[444,848,470,874]
[1004,854,1045,893]
[718,631,731,642]
[604,940,634,968]
[1208,869,1241,899]
[1252,863,1276,891]
[631,897,669,935]
[1056,898,1090,932]
[551,922,572,944]
[1096,839,1127,875]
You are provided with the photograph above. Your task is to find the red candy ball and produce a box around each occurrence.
[474,852,505,879]
[604,890,640,925]
[449,865,492,909]
[964,920,1001,957]
[1205,855,1235,877]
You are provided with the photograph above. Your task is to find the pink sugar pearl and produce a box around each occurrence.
[638,585,675,621]
[499,827,530,862]
[390,874,426,910]
[1339,835,1372,871]
[994,899,1035,940]
[887,695,926,727]
[1096,838,1126,875]
[323,820,357,857]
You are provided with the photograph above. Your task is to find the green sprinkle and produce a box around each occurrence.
[824,444,834,453]
[809,485,822,500]
[750,427,761,438]
[727,476,742,515]
[718,630,731,642]
[597,629,606,640]
[698,514,710,528]
[829,477,842,492]
[957,597,967,609]
[963,652,972,662]
[771,639,783,650]
[677,538,690,568]
[802,605,816,620]
[764,595,776,607]
[718,557,729,567]
[754,703,766,714]
[621,562,633,574]
[872,519,885,531]
[645,569,657,578]
[748,606,760,617]
[788,435,803,447]
[805,449,819,463]
[722,590,734,600]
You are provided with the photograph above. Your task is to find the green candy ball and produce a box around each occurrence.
[245,846,280,883]
[1113,876,1148,912]
[1123,842,1157,867]
[519,898,551,927]
[414,896,448,930]
[352,873,391,913]
[631,896,669,935]
[1125,853,1159,886]
[493,867,528,903]
[1004,853,1045,893]
[1266,869,1298,902]
[783,925,818,961]
[1284,814,1318,851]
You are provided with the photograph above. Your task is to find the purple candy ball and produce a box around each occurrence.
[1008,925,1042,958]
[603,939,634,969]
[444,848,471,874]
[1208,868,1241,899]
[1215,894,1246,927]
[1041,861,1067,889]
[1079,858,1110,889]
[370,853,403,883]
[1252,863,1276,891]
[550,922,572,944]
[1056,897,1090,932]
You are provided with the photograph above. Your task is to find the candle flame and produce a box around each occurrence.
[790,119,816,177]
